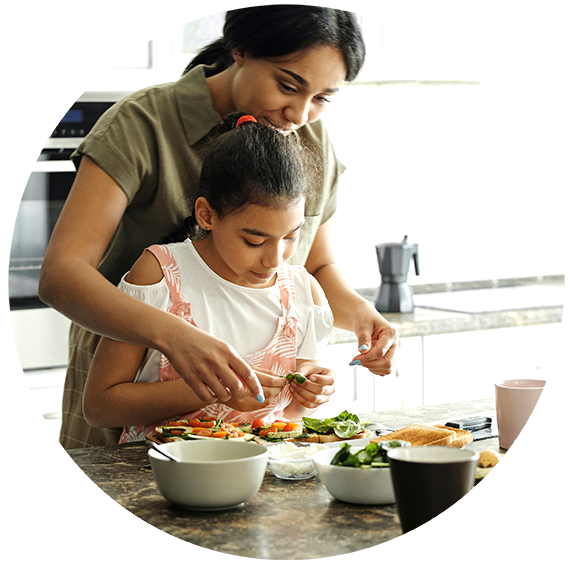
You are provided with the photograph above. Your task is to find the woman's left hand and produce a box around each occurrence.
[289,362,336,409]
[350,310,401,377]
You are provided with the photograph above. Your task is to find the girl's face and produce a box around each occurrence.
[230,44,347,135]
[197,199,306,288]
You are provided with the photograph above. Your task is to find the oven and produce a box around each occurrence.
[9,92,129,313]
[9,92,129,437]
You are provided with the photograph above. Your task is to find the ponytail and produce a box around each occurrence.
[178,111,312,241]
[182,38,233,76]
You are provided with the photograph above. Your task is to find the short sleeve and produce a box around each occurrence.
[293,266,334,360]
[290,119,345,266]
[71,95,161,203]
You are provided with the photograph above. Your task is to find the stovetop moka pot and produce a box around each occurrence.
[374,235,420,313]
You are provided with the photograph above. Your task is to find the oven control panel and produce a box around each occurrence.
[50,101,114,138]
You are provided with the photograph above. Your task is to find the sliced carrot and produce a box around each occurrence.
[212,431,228,438]
[271,421,287,429]
[169,429,184,435]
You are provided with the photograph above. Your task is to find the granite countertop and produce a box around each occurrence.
[330,275,564,343]
[67,398,498,560]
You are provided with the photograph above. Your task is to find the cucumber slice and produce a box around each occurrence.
[266,428,304,439]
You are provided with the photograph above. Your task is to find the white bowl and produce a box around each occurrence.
[312,439,410,505]
[267,442,329,480]
[148,440,268,510]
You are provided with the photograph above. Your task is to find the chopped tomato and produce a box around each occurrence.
[188,419,216,428]
[252,418,265,429]
[168,421,187,427]
[259,427,274,437]
[283,422,300,432]
[169,429,184,435]
[192,428,213,437]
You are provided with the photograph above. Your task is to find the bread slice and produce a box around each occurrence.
[316,429,375,444]
[253,430,374,445]
[370,423,474,447]
[370,424,457,446]
[432,424,473,447]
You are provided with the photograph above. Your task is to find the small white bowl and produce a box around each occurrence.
[312,439,410,505]
[267,442,329,480]
[148,440,268,510]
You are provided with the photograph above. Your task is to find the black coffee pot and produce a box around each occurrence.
[374,235,420,313]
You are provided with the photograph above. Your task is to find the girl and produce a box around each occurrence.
[83,113,335,442]
[39,5,400,449]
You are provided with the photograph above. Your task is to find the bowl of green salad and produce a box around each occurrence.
[312,439,410,505]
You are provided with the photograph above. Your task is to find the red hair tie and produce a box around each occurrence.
[235,114,257,128]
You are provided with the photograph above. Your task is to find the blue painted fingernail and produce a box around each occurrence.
[257,393,265,403]
[359,344,369,351]
[349,360,362,366]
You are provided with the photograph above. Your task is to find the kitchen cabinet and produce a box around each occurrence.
[321,322,560,415]
[91,14,225,92]
[422,323,558,406]
[318,336,423,416]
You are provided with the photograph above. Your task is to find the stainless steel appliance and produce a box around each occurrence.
[10,93,130,366]
[374,235,420,313]
[9,92,128,312]
[9,92,129,440]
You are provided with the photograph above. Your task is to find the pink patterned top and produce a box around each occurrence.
[119,244,297,443]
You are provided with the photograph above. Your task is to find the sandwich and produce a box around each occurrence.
[300,410,375,444]
[252,410,374,444]
[370,423,473,447]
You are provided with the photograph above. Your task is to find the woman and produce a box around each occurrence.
[39,5,400,449]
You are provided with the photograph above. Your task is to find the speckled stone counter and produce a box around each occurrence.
[329,275,564,343]
[67,399,498,560]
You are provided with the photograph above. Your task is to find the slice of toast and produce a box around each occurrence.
[432,424,473,447]
[370,424,457,446]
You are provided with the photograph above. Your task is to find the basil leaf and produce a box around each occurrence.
[334,420,364,438]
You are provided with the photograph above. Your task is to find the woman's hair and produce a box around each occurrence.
[181,111,313,240]
[183,5,365,82]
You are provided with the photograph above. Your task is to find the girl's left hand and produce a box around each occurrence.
[289,362,336,409]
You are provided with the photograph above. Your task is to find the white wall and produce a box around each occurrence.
[319,4,574,289]
[322,79,571,289]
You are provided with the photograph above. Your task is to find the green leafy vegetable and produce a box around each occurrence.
[302,410,366,438]
[330,440,407,468]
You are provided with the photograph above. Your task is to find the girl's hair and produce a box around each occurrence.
[180,111,313,240]
[182,5,365,82]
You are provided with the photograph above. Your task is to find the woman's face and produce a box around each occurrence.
[230,44,347,135]
[198,199,306,289]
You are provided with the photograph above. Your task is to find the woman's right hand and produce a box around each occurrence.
[161,320,265,404]
[216,367,286,412]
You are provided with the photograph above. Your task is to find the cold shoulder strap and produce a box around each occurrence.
[145,245,184,305]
